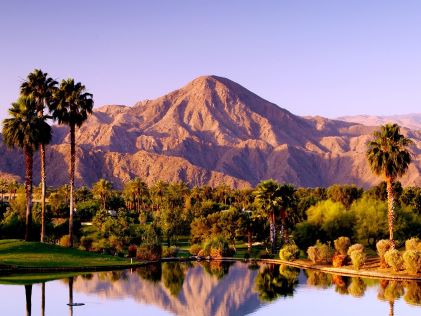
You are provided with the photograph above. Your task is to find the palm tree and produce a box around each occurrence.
[20,69,57,242]
[2,96,52,240]
[278,184,297,245]
[254,179,283,253]
[367,123,412,246]
[92,178,113,210]
[50,79,93,247]
[25,284,32,316]
[123,177,149,212]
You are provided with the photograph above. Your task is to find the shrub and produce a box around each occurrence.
[162,246,179,258]
[307,246,318,263]
[334,237,351,256]
[350,249,366,270]
[128,244,137,258]
[79,236,94,251]
[307,242,332,264]
[376,239,392,268]
[279,243,300,261]
[332,253,347,268]
[347,243,364,256]
[136,244,162,261]
[202,236,230,258]
[58,235,70,247]
[403,250,421,274]
[189,244,202,256]
[384,249,404,272]
[405,238,421,251]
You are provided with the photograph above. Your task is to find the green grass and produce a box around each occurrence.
[0,239,131,268]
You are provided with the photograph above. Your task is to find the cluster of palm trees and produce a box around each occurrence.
[1,69,93,246]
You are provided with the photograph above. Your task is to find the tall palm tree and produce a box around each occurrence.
[20,69,57,242]
[51,79,93,247]
[254,179,283,253]
[367,123,412,246]
[278,184,297,245]
[123,177,149,212]
[2,96,52,240]
[92,178,113,210]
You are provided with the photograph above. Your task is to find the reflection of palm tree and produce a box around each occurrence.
[25,284,32,316]
[162,262,186,297]
[68,277,74,316]
[41,282,45,316]
[255,264,297,302]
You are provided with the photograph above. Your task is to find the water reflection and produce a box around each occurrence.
[4,262,421,316]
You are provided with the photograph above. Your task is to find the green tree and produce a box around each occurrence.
[2,96,51,240]
[327,184,363,209]
[92,179,113,210]
[51,79,93,247]
[123,177,149,213]
[367,124,413,246]
[20,69,57,242]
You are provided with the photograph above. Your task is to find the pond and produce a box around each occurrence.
[1,261,420,315]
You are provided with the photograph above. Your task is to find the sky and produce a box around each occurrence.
[1,0,421,122]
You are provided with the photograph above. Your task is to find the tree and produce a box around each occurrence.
[367,124,413,246]
[2,96,51,240]
[51,79,93,247]
[123,177,149,213]
[92,179,113,210]
[20,69,57,242]
[254,179,283,253]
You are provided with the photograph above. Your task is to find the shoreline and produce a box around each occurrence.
[1,256,420,281]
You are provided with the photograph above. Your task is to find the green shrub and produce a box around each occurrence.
[279,243,300,261]
[189,244,202,256]
[403,250,421,274]
[136,244,162,261]
[384,249,404,272]
[162,246,179,258]
[334,237,351,256]
[350,249,366,270]
[202,236,231,258]
[347,243,364,256]
[376,239,392,267]
[405,238,421,251]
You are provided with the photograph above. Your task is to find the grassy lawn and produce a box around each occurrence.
[0,272,84,285]
[0,239,131,268]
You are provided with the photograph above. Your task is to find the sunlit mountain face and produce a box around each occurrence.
[1,76,420,188]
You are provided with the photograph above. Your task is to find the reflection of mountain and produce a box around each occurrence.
[73,262,261,316]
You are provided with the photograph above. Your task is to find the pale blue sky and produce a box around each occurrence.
[1,0,420,122]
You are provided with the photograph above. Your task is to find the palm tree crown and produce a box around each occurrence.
[50,79,93,126]
[20,69,57,114]
[367,123,412,179]
[2,96,51,149]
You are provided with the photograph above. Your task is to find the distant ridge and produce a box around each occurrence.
[338,114,421,131]
[1,75,420,188]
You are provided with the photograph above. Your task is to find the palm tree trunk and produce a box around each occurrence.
[24,145,33,241]
[69,123,75,248]
[25,284,32,316]
[270,212,276,254]
[248,224,252,255]
[389,300,394,316]
[386,177,395,248]
[40,143,46,242]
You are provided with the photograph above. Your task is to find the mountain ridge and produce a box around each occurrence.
[1,75,420,188]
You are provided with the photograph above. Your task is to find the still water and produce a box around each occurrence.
[1,261,420,316]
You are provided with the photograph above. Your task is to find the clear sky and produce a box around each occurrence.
[1,0,420,122]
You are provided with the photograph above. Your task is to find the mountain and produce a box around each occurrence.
[1,75,420,188]
[338,114,421,131]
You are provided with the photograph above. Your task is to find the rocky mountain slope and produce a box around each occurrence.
[1,75,420,188]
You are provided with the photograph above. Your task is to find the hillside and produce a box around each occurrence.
[1,75,420,188]
[338,114,421,131]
